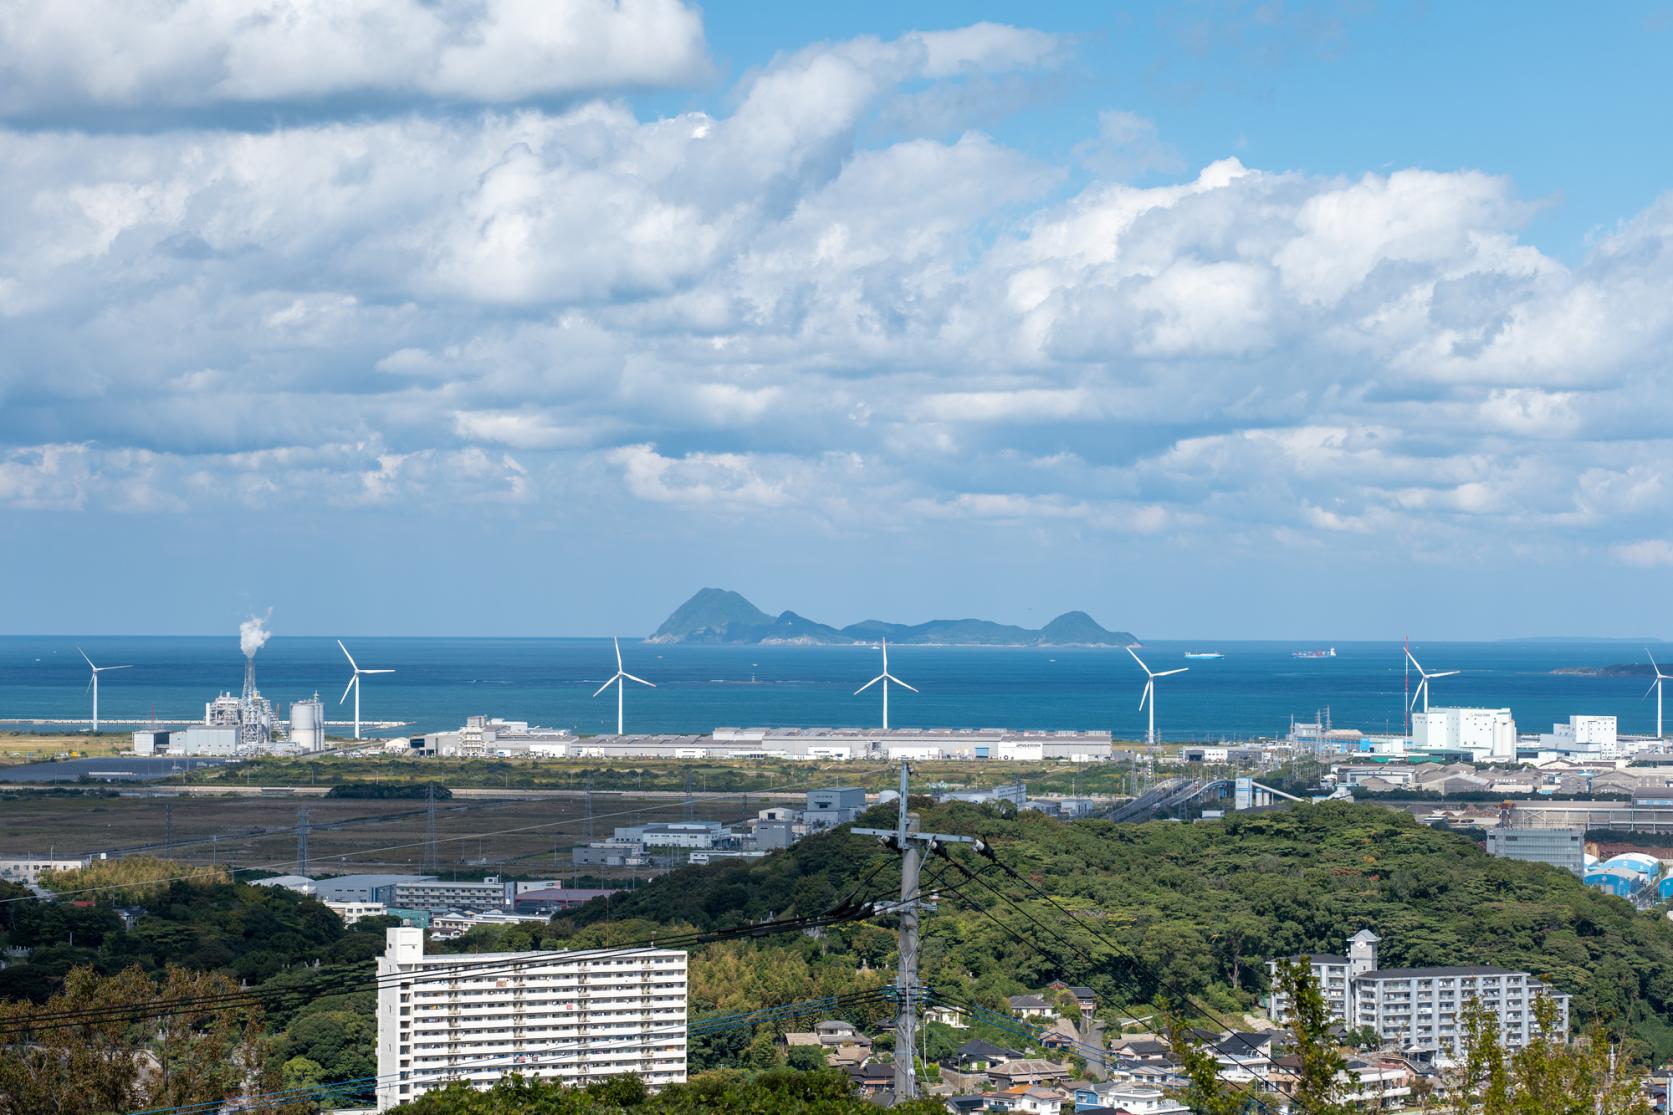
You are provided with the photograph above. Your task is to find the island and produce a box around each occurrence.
[646,587,1137,646]
[1551,663,1655,677]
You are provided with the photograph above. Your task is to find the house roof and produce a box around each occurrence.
[990,1058,1069,1077]
[1008,994,1052,1008]
[957,1038,1021,1060]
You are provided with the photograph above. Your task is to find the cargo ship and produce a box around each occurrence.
[1292,647,1337,659]
[1183,651,1225,660]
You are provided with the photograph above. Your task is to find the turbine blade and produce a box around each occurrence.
[77,646,96,669]
[1125,645,1150,674]
[1404,648,1423,673]
[340,675,356,705]
[614,636,623,671]
[1154,668,1188,678]
[104,664,133,671]
[361,668,394,675]
[338,640,358,671]
[622,672,655,687]
[1649,648,1660,673]
[592,675,621,699]
[1430,670,1460,679]
[1409,679,1426,711]
[1139,679,1152,710]
[1647,679,1660,701]
[855,675,884,695]
[886,675,919,693]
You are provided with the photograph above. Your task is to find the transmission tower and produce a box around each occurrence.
[423,783,438,871]
[853,763,975,1102]
[297,806,310,876]
[584,779,594,841]
[683,770,695,821]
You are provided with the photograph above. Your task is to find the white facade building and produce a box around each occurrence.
[1411,708,1517,761]
[326,900,387,925]
[1269,929,1568,1054]
[375,927,686,1110]
[1537,716,1621,759]
[0,857,89,884]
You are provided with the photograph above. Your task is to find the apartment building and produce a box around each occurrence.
[1269,929,1568,1054]
[374,927,687,1110]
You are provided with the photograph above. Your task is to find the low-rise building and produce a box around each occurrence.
[1412,708,1517,762]
[325,900,387,925]
[0,856,89,884]
[1485,827,1585,875]
[374,927,687,1110]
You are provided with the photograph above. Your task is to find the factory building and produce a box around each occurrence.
[1411,708,1516,762]
[375,927,687,1110]
[1535,715,1621,760]
[1485,827,1585,875]
[1269,929,1569,1053]
[802,787,867,827]
[289,695,326,751]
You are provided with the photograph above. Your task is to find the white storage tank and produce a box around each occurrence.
[290,695,325,751]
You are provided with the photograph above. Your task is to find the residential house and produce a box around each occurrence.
[988,1085,1069,1114]
[989,1059,1071,1088]
[926,1004,968,1028]
[950,1038,1022,1073]
[1073,1083,1189,1115]
[1050,981,1099,1017]
[1040,1017,1084,1052]
[847,1062,894,1098]
[1009,994,1056,1020]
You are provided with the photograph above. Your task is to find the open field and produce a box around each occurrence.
[0,791,748,878]
[0,731,127,764]
[174,753,1146,796]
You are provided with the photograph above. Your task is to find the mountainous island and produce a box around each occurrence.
[647,587,1136,646]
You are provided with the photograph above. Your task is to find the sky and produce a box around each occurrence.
[3,0,1673,640]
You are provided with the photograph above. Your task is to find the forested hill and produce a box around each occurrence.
[552,801,1673,1058]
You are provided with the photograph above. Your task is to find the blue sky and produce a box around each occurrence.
[2,0,1672,640]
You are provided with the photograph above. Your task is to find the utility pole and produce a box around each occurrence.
[163,802,174,858]
[297,807,310,876]
[683,771,695,822]
[853,762,976,1103]
[424,783,438,871]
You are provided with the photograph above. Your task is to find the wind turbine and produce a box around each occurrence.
[1404,647,1459,715]
[1647,650,1673,738]
[78,647,131,732]
[338,640,394,740]
[593,637,654,735]
[855,638,916,730]
[1126,646,1186,745]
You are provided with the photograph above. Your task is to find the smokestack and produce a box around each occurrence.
[240,611,272,703]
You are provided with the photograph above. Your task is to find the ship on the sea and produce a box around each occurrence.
[1184,651,1225,660]
[1292,647,1337,659]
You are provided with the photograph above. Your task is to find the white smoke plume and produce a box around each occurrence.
[240,610,273,658]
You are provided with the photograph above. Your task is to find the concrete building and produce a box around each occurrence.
[375,927,687,1110]
[1536,716,1622,760]
[1269,929,1568,1053]
[1412,708,1517,762]
[612,822,727,849]
[384,877,564,914]
[176,725,240,756]
[0,856,89,884]
[571,841,647,868]
[131,730,173,755]
[326,900,387,925]
[802,787,867,827]
[428,911,553,940]
[1485,827,1585,875]
[423,717,577,758]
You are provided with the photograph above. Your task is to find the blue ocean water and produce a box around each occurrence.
[0,637,1665,742]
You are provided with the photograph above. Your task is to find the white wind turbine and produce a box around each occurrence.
[855,638,916,730]
[338,640,394,740]
[78,647,131,732]
[593,637,654,735]
[1647,649,1673,738]
[1404,647,1459,715]
[1126,646,1186,745]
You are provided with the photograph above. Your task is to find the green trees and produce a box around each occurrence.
[0,964,301,1115]
[1444,996,1652,1115]
[1273,959,1354,1115]
[388,1069,948,1114]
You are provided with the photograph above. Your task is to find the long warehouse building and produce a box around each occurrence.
[375,928,687,1110]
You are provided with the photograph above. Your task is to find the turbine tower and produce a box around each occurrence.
[593,637,654,735]
[855,638,916,730]
[338,640,394,740]
[1126,646,1186,745]
[1404,647,1459,715]
[78,647,131,733]
[1648,649,1673,738]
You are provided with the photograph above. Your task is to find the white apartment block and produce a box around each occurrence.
[375,928,687,1110]
[1268,930,1568,1055]
[326,900,387,925]
[1411,708,1516,761]
[0,857,88,884]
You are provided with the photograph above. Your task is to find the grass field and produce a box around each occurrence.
[179,753,1146,796]
[0,791,747,878]
[0,732,127,764]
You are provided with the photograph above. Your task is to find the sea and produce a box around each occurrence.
[1,637,1667,742]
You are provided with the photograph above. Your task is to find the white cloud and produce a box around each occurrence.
[0,0,710,117]
[3,20,1673,572]
[1615,540,1673,568]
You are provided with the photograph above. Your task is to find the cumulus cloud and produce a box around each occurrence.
[0,0,711,119]
[3,18,1673,574]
